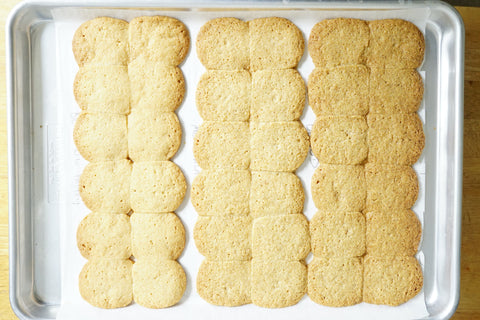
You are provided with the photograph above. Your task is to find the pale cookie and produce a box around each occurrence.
[130,213,185,260]
[308,18,369,68]
[249,17,304,71]
[251,259,307,308]
[191,169,250,216]
[367,19,425,69]
[77,212,131,259]
[196,18,249,70]
[129,16,189,66]
[308,65,369,116]
[73,64,130,114]
[79,259,133,309]
[129,57,185,112]
[311,164,366,212]
[79,160,132,214]
[367,113,425,166]
[193,121,250,170]
[194,216,252,260]
[196,70,251,121]
[132,258,186,308]
[366,209,422,256]
[308,257,363,307]
[310,211,365,257]
[250,121,309,172]
[252,214,310,260]
[311,116,368,165]
[72,17,128,67]
[365,163,419,210]
[369,68,424,114]
[251,69,305,121]
[130,161,186,213]
[128,110,182,162]
[197,260,251,306]
[250,171,304,218]
[363,255,423,306]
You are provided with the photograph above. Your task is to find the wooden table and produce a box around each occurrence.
[0,1,478,319]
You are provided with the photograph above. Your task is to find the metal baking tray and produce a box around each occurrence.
[6,1,464,319]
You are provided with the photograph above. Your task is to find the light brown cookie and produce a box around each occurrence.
[194,215,252,260]
[79,160,132,214]
[308,257,363,307]
[311,116,368,165]
[308,65,369,116]
[193,121,250,170]
[79,258,133,309]
[367,19,425,69]
[191,169,251,216]
[129,16,189,66]
[72,17,129,67]
[73,64,130,114]
[77,212,131,259]
[251,69,305,121]
[197,260,251,306]
[249,17,304,71]
[130,213,185,260]
[250,121,309,172]
[196,17,249,70]
[367,113,425,166]
[196,70,251,121]
[363,255,423,306]
[132,258,186,308]
[308,18,369,68]
[130,161,186,213]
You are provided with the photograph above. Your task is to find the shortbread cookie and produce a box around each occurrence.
[369,68,424,114]
[130,213,185,260]
[249,17,304,71]
[250,121,309,172]
[308,257,363,307]
[311,164,366,212]
[250,171,304,218]
[311,116,368,165]
[132,258,186,308]
[251,259,307,308]
[367,19,425,69]
[73,64,130,114]
[73,113,127,162]
[367,113,425,165]
[196,17,249,70]
[79,160,132,214]
[251,69,305,121]
[191,169,250,216]
[252,214,310,260]
[193,121,250,170]
[196,70,251,121]
[129,58,185,112]
[310,211,365,257]
[197,260,251,306]
[194,216,252,260]
[129,16,189,66]
[366,209,422,256]
[308,65,369,116]
[365,163,419,210]
[79,259,133,309]
[77,212,131,259]
[363,255,423,306]
[72,17,129,67]
[128,111,182,162]
[309,18,369,68]
[130,161,186,212]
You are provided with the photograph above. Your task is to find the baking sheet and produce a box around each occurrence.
[54,7,429,320]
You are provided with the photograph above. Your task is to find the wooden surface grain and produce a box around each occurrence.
[0,2,478,319]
